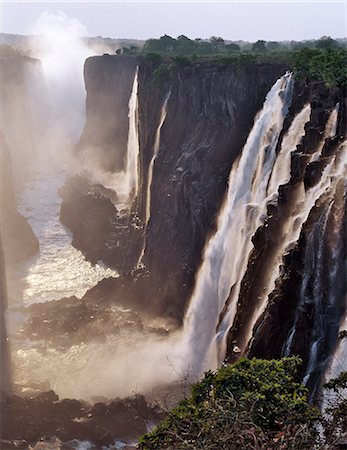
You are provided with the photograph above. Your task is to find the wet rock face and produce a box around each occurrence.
[229,82,347,392]
[248,182,346,391]
[138,62,287,317]
[63,57,286,320]
[1,391,161,449]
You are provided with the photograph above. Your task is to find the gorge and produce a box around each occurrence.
[0,30,346,449]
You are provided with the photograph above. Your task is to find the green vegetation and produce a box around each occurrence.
[119,35,346,88]
[139,357,318,449]
[293,47,347,87]
[139,352,347,450]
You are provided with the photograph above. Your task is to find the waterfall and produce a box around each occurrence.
[106,69,140,211]
[310,103,340,163]
[181,73,294,376]
[244,107,343,354]
[279,143,347,396]
[137,90,171,268]
[301,202,333,386]
[125,68,140,202]
[267,103,311,197]
[282,143,347,360]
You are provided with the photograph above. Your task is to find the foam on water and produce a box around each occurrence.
[16,168,118,305]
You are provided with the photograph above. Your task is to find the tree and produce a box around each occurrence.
[143,35,177,53]
[294,47,347,87]
[209,36,225,51]
[267,41,280,51]
[226,43,240,52]
[316,36,339,50]
[252,39,267,53]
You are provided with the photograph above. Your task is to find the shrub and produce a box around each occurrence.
[139,357,318,449]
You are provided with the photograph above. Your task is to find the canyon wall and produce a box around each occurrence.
[60,55,346,390]
[62,55,286,319]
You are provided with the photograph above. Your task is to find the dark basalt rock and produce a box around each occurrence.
[1,391,161,449]
[60,176,143,272]
[63,56,287,320]
[226,81,346,383]
[249,180,346,394]
[19,286,175,350]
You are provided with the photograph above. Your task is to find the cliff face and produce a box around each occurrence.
[62,56,286,319]
[60,56,346,392]
[0,133,39,263]
[137,61,286,315]
[77,56,138,172]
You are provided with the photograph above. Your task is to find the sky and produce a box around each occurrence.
[1,1,346,42]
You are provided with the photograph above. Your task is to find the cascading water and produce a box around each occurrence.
[12,74,300,399]
[282,141,347,358]
[181,84,346,381]
[310,102,340,163]
[279,144,347,397]
[267,103,311,196]
[96,69,140,211]
[137,90,171,267]
[180,73,294,375]
[244,107,343,353]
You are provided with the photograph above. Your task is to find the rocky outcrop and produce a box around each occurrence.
[1,390,161,449]
[62,56,286,320]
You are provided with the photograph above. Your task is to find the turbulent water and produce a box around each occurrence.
[13,167,118,305]
[8,70,347,409]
